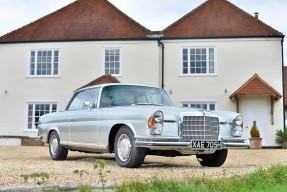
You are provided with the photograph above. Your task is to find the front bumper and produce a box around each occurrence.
[221,137,249,148]
[135,136,249,150]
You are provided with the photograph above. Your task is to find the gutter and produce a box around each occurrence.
[147,34,165,89]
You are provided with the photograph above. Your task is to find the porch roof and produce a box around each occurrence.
[230,74,282,101]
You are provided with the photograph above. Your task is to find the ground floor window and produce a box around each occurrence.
[182,101,217,111]
[26,103,57,130]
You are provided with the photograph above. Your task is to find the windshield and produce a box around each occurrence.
[100,85,173,107]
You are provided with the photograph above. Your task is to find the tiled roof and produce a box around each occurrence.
[75,74,120,91]
[0,0,151,42]
[230,74,282,100]
[163,0,283,38]
[0,0,283,43]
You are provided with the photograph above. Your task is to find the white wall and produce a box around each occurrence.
[163,38,283,107]
[163,37,284,146]
[0,37,284,147]
[0,40,160,137]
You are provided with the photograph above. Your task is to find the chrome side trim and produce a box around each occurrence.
[61,142,108,150]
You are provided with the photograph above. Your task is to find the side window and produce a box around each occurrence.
[67,88,99,111]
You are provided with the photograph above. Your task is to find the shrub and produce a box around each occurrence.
[276,129,287,144]
[250,121,260,138]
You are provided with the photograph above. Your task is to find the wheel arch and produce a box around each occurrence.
[108,123,135,153]
[46,128,60,143]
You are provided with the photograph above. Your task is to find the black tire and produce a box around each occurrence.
[196,149,228,167]
[49,131,68,160]
[114,126,146,168]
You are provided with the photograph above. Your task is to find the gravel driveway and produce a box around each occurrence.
[1,146,287,187]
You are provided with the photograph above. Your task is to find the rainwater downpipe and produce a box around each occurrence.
[158,39,165,89]
[281,37,286,129]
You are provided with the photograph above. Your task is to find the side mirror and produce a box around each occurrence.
[83,101,92,109]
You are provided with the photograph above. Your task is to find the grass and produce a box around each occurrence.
[116,164,287,192]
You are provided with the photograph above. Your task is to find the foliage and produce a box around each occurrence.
[21,172,49,185]
[94,159,111,191]
[250,121,260,138]
[73,169,89,178]
[275,129,287,144]
[117,165,287,192]
[77,184,93,192]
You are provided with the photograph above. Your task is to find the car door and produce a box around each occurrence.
[66,88,101,144]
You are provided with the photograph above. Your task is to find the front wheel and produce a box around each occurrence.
[196,149,228,167]
[114,126,146,168]
[49,131,68,160]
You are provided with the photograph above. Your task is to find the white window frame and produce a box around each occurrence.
[27,49,60,77]
[102,47,122,76]
[180,46,216,76]
[181,101,217,111]
[24,102,58,131]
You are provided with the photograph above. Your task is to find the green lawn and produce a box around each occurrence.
[116,164,287,192]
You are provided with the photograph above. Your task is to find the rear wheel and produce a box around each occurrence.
[196,149,228,167]
[49,131,68,160]
[114,126,146,168]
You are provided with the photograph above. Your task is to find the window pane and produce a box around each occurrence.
[183,55,187,60]
[210,104,215,111]
[183,62,188,68]
[183,68,188,74]
[183,49,188,54]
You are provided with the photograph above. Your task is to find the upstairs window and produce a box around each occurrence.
[104,48,121,76]
[182,47,215,75]
[29,50,59,77]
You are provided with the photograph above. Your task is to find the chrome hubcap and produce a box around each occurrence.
[117,134,131,162]
[50,135,59,156]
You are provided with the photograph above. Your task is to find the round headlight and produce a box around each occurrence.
[148,110,164,135]
[234,115,243,126]
[154,110,164,123]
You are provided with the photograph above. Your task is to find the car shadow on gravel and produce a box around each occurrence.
[64,154,200,168]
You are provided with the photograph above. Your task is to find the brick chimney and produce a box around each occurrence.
[254,12,259,20]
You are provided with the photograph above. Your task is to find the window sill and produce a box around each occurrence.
[26,75,61,78]
[179,74,218,77]
[23,129,38,132]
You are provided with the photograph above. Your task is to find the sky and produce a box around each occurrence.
[0,0,286,61]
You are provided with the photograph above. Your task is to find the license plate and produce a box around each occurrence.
[191,140,222,149]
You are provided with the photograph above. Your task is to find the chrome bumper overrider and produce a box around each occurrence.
[221,137,249,148]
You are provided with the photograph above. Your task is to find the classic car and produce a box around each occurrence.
[38,83,249,168]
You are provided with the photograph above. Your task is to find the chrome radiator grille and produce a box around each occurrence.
[181,116,219,141]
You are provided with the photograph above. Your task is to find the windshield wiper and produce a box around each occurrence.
[132,103,164,106]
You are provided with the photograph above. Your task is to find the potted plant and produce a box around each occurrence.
[276,129,287,149]
[249,121,262,149]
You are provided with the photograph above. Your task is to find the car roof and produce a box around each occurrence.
[76,83,159,92]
